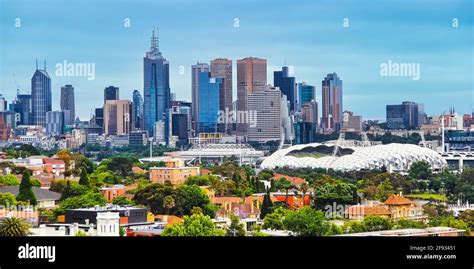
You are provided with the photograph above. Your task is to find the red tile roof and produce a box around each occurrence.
[43,158,65,165]
[345,205,391,216]
[272,173,306,186]
[384,194,414,205]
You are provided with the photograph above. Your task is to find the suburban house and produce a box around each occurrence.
[0,186,61,208]
[345,194,427,222]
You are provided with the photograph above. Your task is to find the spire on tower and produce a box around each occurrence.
[44,59,46,70]
[150,27,159,52]
[36,59,38,70]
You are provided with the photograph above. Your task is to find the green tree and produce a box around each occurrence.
[275,178,293,207]
[375,179,395,201]
[394,219,427,229]
[163,195,175,215]
[408,161,432,180]
[0,174,20,186]
[0,217,31,236]
[260,191,274,218]
[313,179,356,210]
[362,216,392,232]
[16,170,37,206]
[342,220,367,233]
[112,196,135,206]
[78,168,90,187]
[262,207,287,230]
[58,192,107,211]
[283,207,341,236]
[440,216,470,235]
[161,214,225,236]
[227,214,246,236]
[0,193,17,206]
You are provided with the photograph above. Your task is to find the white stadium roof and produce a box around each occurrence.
[260,143,447,172]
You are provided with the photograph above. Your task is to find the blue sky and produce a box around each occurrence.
[0,0,472,120]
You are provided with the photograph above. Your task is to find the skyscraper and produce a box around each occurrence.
[321,73,343,130]
[46,110,65,135]
[104,100,133,135]
[247,86,281,143]
[210,58,233,113]
[191,62,210,128]
[236,57,267,134]
[296,82,316,112]
[31,61,52,127]
[132,90,143,130]
[196,71,224,133]
[60,84,75,125]
[104,86,119,103]
[386,101,423,129]
[9,93,32,125]
[274,66,296,111]
[0,94,6,112]
[143,29,171,136]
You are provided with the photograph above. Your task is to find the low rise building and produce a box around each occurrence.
[149,158,200,185]
[100,184,126,202]
[0,186,61,208]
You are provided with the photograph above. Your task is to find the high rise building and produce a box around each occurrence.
[321,73,343,130]
[274,66,296,111]
[104,86,119,103]
[386,101,423,129]
[296,82,316,112]
[247,86,281,143]
[341,111,362,133]
[0,111,15,141]
[191,62,210,127]
[31,61,52,127]
[210,58,233,114]
[132,90,143,130]
[170,106,189,146]
[104,100,133,135]
[94,108,104,129]
[45,110,65,135]
[9,93,32,125]
[143,29,171,137]
[60,84,75,125]
[196,71,224,133]
[237,57,267,134]
[0,94,6,112]
[294,100,319,144]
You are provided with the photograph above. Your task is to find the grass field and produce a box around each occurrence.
[405,193,447,201]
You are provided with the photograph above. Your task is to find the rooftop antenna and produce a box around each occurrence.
[44,59,46,70]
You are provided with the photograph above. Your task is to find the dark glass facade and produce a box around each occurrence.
[143,30,170,138]
[274,66,296,111]
[31,69,51,127]
[197,72,223,133]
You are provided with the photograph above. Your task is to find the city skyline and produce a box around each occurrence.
[0,0,473,120]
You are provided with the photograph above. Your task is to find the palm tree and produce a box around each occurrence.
[275,178,293,207]
[0,217,31,236]
[299,182,310,204]
[163,195,175,215]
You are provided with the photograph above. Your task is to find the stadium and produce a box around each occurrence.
[260,142,447,172]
